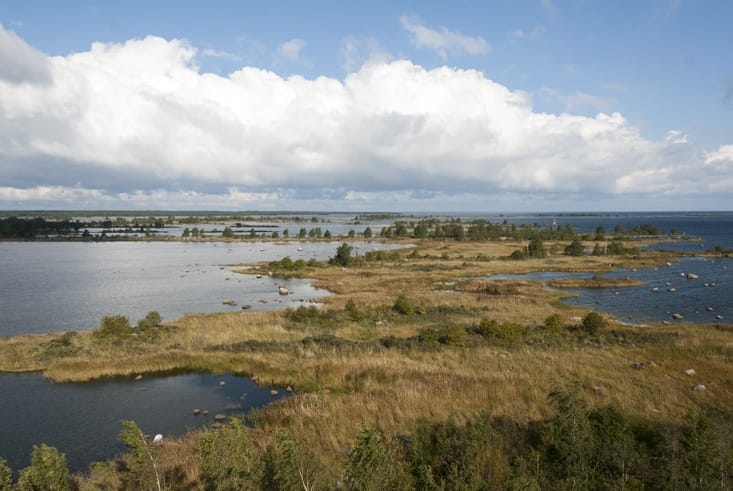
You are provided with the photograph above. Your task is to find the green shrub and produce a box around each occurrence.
[17,444,72,491]
[543,314,564,333]
[262,430,320,491]
[439,325,468,346]
[477,319,525,342]
[198,418,262,490]
[137,311,162,330]
[330,243,353,267]
[418,328,439,348]
[345,299,365,322]
[343,425,409,490]
[582,312,606,335]
[565,239,585,256]
[93,315,133,339]
[393,296,415,316]
[118,420,162,491]
[0,458,12,491]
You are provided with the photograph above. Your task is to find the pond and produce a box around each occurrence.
[0,372,289,473]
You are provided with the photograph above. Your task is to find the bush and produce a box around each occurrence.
[582,312,606,335]
[418,328,439,348]
[0,458,12,491]
[17,444,72,491]
[330,243,353,267]
[393,296,415,316]
[476,319,525,342]
[439,326,468,346]
[118,420,162,491]
[137,311,162,330]
[343,425,409,490]
[543,314,564,332]
[345,299,365,322]
[94,314,133,339]
[565,239,585,256]
[262,430,320,491]
[198,418,262,490]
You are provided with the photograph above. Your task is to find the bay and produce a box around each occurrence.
[0,372,289,474]
[0,240,391,336]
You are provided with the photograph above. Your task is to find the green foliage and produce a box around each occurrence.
[0,458,13,491]
[564,239,585,256]
[607,240,627,255]
[345,299,365,322]
[262,430,320,491]
[344,425,408,490]
[476,319,525,343]
[118,420,162,491]
[543,314,564,333]
[221,226,234,238]
[137,311,162,330]
[93,314,133,339]
[418,327,439,349]
[364,250,400,262]
[17,444,72,491]
[527,237,546,258]
[268,256,308,272]
[544,382,594,489]
[592,243,604,256]
[392,296,415,316]
[331,243,353,267]
[439,325,468,346]
[198,418,262,490]
[582,312,606,335]
[363,226,372,238]
[408,417,509,490]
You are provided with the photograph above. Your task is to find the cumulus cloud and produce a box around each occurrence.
[0,31,731,210]
[0,24,51,84]
[400,16,490,59]
[278,38,306,61]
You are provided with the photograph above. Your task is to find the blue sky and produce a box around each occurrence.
[0,0,731,211]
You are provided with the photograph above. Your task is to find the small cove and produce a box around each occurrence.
[0,372,289,473]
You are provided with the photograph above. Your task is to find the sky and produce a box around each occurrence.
[0,0,732,212]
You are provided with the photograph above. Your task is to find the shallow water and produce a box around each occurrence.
[490,256,733,324]
[0,240,394,336]
[0,372,289,473]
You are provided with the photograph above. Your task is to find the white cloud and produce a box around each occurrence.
[0,23,51,84]
[705,145,733,165]
[278,38,306,61]
[664,130,688,144]
[0,30,731,210]
[400,15,490,59]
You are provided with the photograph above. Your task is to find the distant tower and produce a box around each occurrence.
[551,218,558,231]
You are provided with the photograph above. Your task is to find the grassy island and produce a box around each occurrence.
[1,235,732,489]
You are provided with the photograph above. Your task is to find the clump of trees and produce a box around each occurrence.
[93,311,163,339]
[330,243,354,267]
